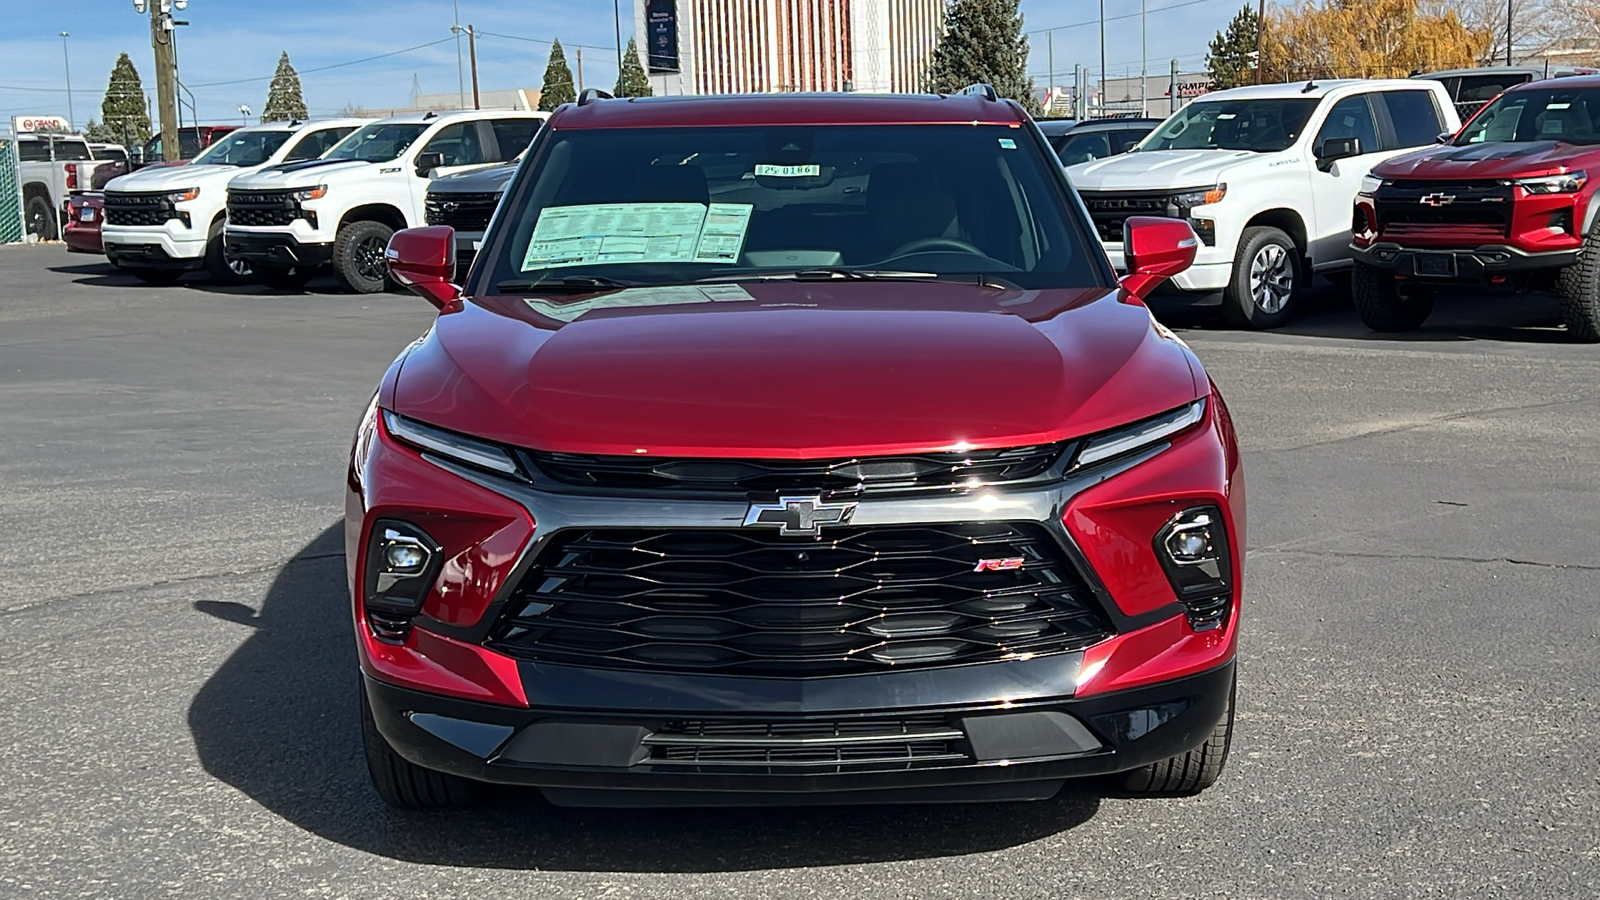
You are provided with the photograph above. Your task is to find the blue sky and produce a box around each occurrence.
[1,0,1233,130]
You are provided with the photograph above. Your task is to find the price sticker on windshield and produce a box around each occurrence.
[755,164,820,178]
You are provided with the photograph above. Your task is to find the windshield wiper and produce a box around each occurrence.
[495,275,640,294]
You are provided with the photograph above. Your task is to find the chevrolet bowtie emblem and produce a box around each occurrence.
[1420,192,1455,207]
[743,496,857,537]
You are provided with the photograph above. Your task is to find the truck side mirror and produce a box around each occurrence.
[1435,131,1454,144]
[414,151,446,178]
[386,226,461,312]
[1316,136,1362,171]
[1119,216,1198,301]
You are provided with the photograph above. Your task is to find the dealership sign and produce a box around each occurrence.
[12,115,72,135]
[646,0,680,74]
[1164,79,1213,99]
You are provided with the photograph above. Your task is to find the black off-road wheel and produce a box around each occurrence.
[255,264,315,292]
[204,228,253,285]
[1554,219,1600,342]
[25,194,58,240]
[360,686,477,810]
[1121,674,1235,796]
[1222,226,1301,329]
[332,220,396,294]
[130,268,185,286]
[1351,262,1435,332]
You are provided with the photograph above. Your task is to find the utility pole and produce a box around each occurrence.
[1254,0,1265,84]
[453,0,465,108]
[1047,32,1055,116]
[60,33,75,130]
[578,47,585,93]
[614,0,624,79]
[1140,0,1148,116]
[451,24,481,108]
[1099,0,1106,118]
[1171,59,1180,114]
[145,0,182,162]
[1505,0,1513,65]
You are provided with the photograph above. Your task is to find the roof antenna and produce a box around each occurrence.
[1301,80,1318,93]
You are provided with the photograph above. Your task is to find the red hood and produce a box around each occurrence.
[1376,140,1597,180]
[390,282,1202,458]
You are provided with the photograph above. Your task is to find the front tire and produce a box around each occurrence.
[1351,262,1435,332]
[1555,219,1600,343]
[24,194,58,240]
[204,230,253,285]
[1222,226,1300,329]
[360,684,476,809]
[1121,674,1235,796]
[332,220,396,294]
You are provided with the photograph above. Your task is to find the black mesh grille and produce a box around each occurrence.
[1078,191,1180,243]
[425,191,501,229]
[527,444,1068,499]
[486,522,1113,677]
[227,189,301,227]
[1375,180,1512,236]
[645,715,969,771]
[104,192,176,227]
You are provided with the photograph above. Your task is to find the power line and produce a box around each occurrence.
[188,36,457,88]
[1027,0,1228,34]
[474,30,618,54]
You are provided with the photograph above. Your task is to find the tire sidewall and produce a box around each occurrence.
[334,221,396,294]
[1224,227,1300,329]
[25,195,58,240]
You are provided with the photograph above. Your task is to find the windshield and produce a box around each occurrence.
[480,124,1103,293]
[325,122,429,163]
[1140,98,1319,152]
[1456,87,1600,145]
[1054,131,1117,165]
[191,130,292,166]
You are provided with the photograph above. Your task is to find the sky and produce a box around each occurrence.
[0,0,1235,131]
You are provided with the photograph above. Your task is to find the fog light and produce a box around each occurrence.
[1164,514,1216,563]
[1154,506,1234,631]
[384,540,429,572]
[363,520,443,640]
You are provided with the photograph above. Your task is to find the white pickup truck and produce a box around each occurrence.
[14,116,120,240]
[101,119,368,284]
[1066,79,1461,327]
[224,109,547,292]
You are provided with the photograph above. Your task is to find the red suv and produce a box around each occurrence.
[1351,77,1600,340]
[351,87,1244,809]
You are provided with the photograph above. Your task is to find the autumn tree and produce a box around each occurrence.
[926,0,1043,116]
[614,38,653,98]
[98,53,151,147]
[262,52,308,122]
[1208,5,1262,90]
[1262,0,1490,82]
[539,41,577,110]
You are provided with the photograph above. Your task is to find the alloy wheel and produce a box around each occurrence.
[356,236,387,282]
[1249,243,1294,314]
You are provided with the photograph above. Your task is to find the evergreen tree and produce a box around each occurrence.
[98,53,151,147]
[926,0,1043,116]
[613,38,653,98]
[1207,5,1261,90]
[262,52,308,122]
[539,40,577,110]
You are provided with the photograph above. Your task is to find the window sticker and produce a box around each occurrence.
[524,284,755,323]
[521,202,753,270]
[754,163,820,177]
[999,138,1017,149]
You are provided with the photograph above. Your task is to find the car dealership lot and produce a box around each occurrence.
[1,245,1596,897]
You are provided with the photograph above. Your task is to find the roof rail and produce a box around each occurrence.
[961,83,998,101]
[577,88,614,107]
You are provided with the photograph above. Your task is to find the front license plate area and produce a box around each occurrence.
[80,208,96,222]
[1414,252,1456,277]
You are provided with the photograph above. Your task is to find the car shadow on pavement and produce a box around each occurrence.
[47,261,339,296]
[187,524,1102,872]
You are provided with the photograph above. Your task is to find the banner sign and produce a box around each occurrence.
[13,115,72,135]
[646,0,680,74]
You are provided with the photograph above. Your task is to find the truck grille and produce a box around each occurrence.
[104,192,177,227]
[526,444,1068,499]
[425,191,501,230]
[1077,190,1181,243]
[486,522,1114,677]
[644,715,970,771]
[1375,180,1512,238]
[227,189,301,227]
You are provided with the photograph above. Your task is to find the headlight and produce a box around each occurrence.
[1171,184,1227,214]
[382,410,521,476]
[1359,174,1385,196]
[293,184,328,202]
[1516,171,1587,194]
[167,187,200,202]
[1073,398,1207,469]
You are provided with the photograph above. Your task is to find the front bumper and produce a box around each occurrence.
[224,230,335,268]
[366,658,1235,805]
[103,224,208,269]
[1351,241,1581,279]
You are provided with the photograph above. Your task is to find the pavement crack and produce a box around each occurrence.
[0,551,344,619]
[1266,396,1592,453]
[1249,546,1600,572]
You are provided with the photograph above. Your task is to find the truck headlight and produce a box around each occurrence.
[1170,184,1226,216]
[1359,174,1385,196]
[167,187,200,203]
[293,184,328,202]
[1516,171,1587,194]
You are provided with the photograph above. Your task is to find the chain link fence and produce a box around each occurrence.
[0,138,22,244]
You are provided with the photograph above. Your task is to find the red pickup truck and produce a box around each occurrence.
[1351,76,1600,341]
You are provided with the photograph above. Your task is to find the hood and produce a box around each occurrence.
[430,162,518,194]
[391,282,1202,458]
[229,158,373,189]
[1066,149,1259,191]
[1376,140,1596,180]
[105,161,253,193]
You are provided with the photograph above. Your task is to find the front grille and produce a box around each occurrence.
[527,444,1068,499]
[1375,179,1512,238]
[227,189,301,227]
[425,190,501,230]
[104,191,176,227]
[644,715,970,771]
[486,522,1114,677]
[1078,190,1180,243]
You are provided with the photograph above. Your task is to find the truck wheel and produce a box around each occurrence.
[255,265,314,292]
[1351,262,1434,332]
[1222,226,1300,329]
[24,194,58,240]
[204,229,253,285]
[332,221,396,294]
[360,685,476,809]
[130,268,185,286]
[1121,673,1235,796]
[1554,221,1600,343]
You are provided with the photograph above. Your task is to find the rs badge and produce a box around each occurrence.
[974,557,1026,572]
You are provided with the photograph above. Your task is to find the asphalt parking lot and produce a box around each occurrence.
[1,244,1597,898]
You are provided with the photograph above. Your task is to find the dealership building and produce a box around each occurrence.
[634,0,944,95]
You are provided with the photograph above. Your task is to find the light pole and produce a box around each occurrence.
[238,104,251,125]
[451,24,480,109]
[1099,0,1106,118]
[1505,0,1513,65]
[453,0,465,108]
[614,0,623,81]
[61,32,75,130]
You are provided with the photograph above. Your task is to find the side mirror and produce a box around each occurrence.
[1316,136,1362,171]
[414,151,445,178]
[1435,131,1453,144]
[1119,216,1198,301]
[385,226,461,311]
